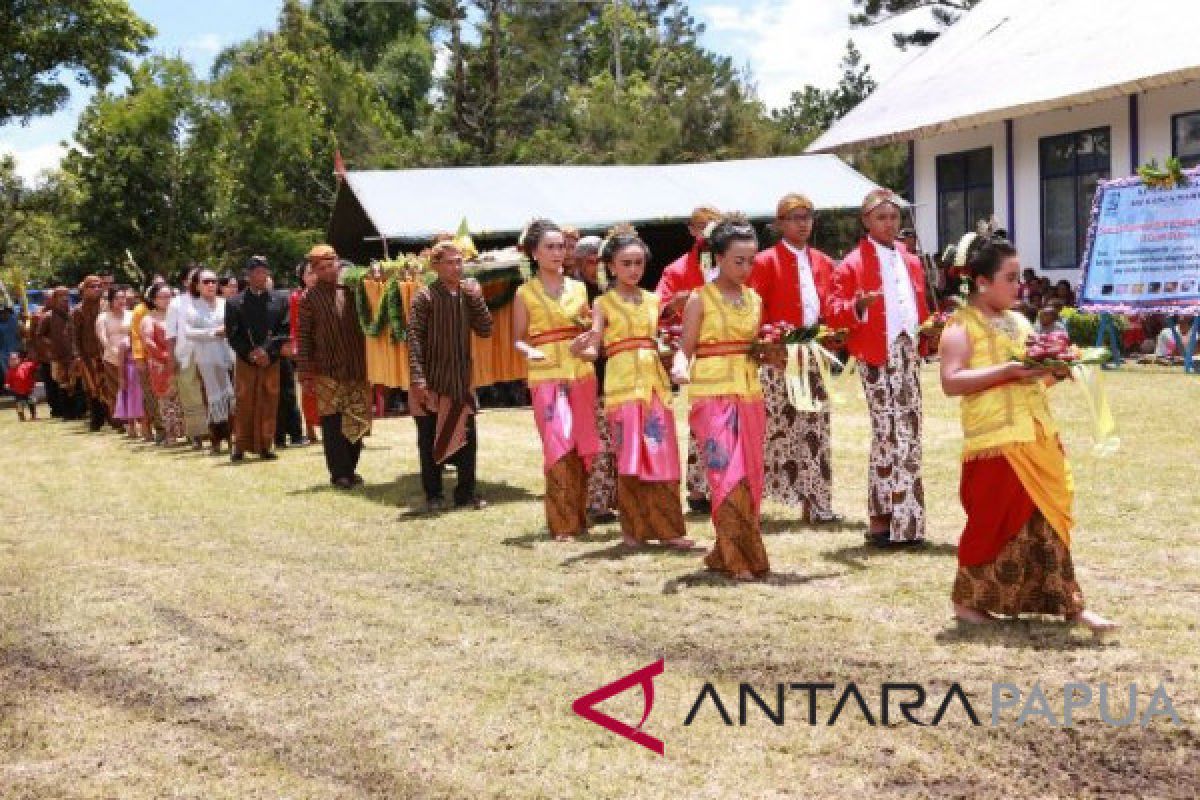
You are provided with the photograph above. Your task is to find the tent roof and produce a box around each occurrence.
[809,0,1200,153]
[333,154,890,241]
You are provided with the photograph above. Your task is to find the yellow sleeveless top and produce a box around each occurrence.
[597,289,671,409]
[955,305,1059,457]
[516,276,595,385]
[688,283,762,400]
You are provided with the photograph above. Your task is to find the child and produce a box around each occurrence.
[672,214,770,580]
[6,352,38,421]
[590,225,694,550]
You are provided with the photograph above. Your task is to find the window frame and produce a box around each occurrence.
[934,146,994,252]
[1038,126,1112,271]
[1171,110,1200,169]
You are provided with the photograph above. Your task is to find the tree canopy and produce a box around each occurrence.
[1,0,155,124]
[5,0,910,282]
[849,0,980,50]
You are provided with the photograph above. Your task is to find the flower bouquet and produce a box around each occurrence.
[753,322,845,363]
[919,310,953,350]
[1016,331,1111,368]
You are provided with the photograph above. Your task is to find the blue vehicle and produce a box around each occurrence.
[23,287,81,313]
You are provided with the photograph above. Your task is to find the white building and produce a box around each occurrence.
[809,0,1200,283]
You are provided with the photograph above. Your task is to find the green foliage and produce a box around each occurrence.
[310,0,434,130]
[0,0,155,123]
[0,165,82,285]
[1060,307,1128,347]
[773,41,875,148]
[17,0,908,282]
[207,0,408,271]
[849,0,981,50]
[63,56,218,285]
[423,0,781,165]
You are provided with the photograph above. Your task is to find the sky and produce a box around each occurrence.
[0,0,933,183]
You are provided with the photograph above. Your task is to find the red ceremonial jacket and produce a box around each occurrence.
[829,238,930,367]
[654,238,707,321]
[748,242,835,327]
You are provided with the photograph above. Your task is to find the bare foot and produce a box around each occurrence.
[1069,609,1119,633]
[733,571,756,582]
[621,535,642,548]
[663,537,697,550]
[953,603,997,625]
[553,534,575,543]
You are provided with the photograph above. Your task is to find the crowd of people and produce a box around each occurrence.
[6,261,321,455]
[1,188,1120,633]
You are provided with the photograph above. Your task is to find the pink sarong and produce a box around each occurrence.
[688,396,766,522]
[607,395,680,482]
[531,375,601,473]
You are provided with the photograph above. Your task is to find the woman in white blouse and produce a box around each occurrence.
[184,268,236,454]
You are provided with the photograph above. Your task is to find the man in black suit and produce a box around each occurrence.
[225,256,291,461]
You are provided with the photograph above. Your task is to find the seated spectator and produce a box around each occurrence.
[1054,279,1076,307]
[1034,305,1068,336]
[1155,317,1193,358]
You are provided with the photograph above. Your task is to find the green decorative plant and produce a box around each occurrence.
[1138,157,1189,189]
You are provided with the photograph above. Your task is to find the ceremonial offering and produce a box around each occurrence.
[1017,331,1110,368]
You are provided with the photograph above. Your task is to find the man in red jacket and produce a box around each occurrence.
[655,204,721,512]
[748,193,842,524]
[829,189,931,547]
[655,205,722,325]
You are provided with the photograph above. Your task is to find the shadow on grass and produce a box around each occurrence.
[287,474,537,512]
[821,541,958,571]
[502,529,623,549]
[559,541,705,566]
[662,569,845,594]
[760,516,869,536]
[0,633,456,797]
[934,618,1119,650]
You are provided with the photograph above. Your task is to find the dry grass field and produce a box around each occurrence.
[1,365,1198,798]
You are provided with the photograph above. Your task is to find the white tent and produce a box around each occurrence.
[809,0,1200,152]
[328,154,891,247]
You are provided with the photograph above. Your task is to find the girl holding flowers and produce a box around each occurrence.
[589,226,694,549]
[938,236,1117,632]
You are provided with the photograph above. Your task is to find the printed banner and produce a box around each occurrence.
[1079,168,1200,314]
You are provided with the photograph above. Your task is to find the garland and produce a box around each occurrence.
[344,267,407,342]
[422,264,525,311]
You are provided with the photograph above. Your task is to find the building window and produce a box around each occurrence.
[1172,111,1200,169]
[936,147,993,251]
[1039,127,1111,270]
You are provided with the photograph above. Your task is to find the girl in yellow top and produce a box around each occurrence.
[671,215,770,581]
[514,218,600,541]
[939,237,1116,632]
[589,227,694,550]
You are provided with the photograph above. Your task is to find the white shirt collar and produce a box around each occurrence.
[782,240,808,261]
[869,236,897,256]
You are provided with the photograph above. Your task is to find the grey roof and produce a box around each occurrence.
[332,154,891,241]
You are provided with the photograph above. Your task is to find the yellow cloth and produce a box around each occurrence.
[517,277,594,385]
[361,278,411,388]
[955,305,1058,457]
[359,277,528,389]
[598,289,671,409]
[129,303,148,361]
[469,285,526,387]
[688,283,762,400]
[1001,422,1075,547]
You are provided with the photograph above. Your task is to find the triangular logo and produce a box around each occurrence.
[572,660,665,755]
